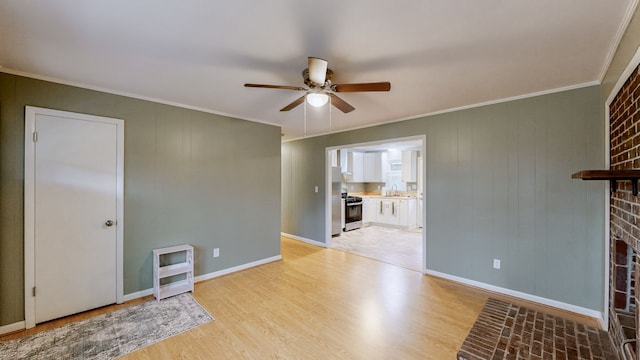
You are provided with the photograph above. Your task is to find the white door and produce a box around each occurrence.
[24,107,124,326]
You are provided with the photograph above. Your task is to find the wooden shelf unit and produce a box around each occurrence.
[572,170,640,195]
[153,244,194,301]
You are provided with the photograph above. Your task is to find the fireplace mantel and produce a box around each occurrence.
[572,170,640,195]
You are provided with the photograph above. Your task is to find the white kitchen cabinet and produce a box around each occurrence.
[375,198,400,225]
[348,151,381,183]
[418,197,423,228]
[362,197,370,224]
[348,151,364,182]
[372,197,417,230]
[401,150,417,182]
[153,244,194,301]
[363,152,382,182]
[362,196,377,225]
[401,198,417,230]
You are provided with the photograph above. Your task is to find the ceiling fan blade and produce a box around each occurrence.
[280,95,306,111]
[308,57,328,85]
[333,82,391,92]
[329,94,355,113]
[245,83,306,91]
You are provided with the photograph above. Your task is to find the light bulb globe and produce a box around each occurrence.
[306,93,329,107]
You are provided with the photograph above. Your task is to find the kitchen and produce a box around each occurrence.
[328,137,425,272]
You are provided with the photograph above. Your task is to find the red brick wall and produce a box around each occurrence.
[609,63,640,359]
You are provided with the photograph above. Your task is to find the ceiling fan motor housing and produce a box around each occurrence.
[303,68,333,88]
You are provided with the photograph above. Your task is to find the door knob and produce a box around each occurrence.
[105,220,114,227]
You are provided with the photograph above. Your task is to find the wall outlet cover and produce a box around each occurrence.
[493,259,501,269]
[213,248,220,258]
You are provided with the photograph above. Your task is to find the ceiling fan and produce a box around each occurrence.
[244,57,391,113]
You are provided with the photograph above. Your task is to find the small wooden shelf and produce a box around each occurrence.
[572,170,640,195]
[152,244,194,301]
[158,280,193,299]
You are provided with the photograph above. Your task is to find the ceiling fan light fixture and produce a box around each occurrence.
[306,92,329,107]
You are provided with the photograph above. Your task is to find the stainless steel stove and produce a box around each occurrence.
[343,195,363,231]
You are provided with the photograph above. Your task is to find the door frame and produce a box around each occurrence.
[324,134,427,273]
[23,106,125,329]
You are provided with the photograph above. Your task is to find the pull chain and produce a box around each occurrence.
[303,97,307,137]
[329,96,332,132]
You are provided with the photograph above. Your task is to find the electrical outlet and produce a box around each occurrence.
[314,186,318,193]
[213,248,220,258]
[493,259,501,270]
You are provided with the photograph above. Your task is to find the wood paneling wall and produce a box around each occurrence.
[0,73,282,327]
[282,85,605,311]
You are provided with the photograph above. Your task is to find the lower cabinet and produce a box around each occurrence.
[371,198,417,230]
[375,199,399,225]
[362,197,376,225]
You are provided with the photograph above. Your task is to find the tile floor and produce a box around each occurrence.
[329,225,423,271]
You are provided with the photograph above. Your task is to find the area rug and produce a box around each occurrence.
[0,293,213,360]
[457,298,618,360]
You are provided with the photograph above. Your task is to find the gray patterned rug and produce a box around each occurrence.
[0,293,213,359]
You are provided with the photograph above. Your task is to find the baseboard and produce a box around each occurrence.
[426,269,605,327]
[4,255,283,333]
[123,255,283,302]
[194,255,282,283]
[281,232,327,247]
[0,320,26,336]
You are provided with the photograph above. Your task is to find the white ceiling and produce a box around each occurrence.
[0,1,634,141]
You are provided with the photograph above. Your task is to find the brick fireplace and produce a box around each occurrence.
[609,63,640,360]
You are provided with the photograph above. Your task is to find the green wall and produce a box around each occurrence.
[282,85,605,311]
[0,73,282,326]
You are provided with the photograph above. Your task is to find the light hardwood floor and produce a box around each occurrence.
[2,236,601,359]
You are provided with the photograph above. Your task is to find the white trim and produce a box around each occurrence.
[0,67,281,130]
[194,255,282,283]
[23,106,125,329]
[281,233,327,248]
[426,270,606,328]
[597,0,640,82]
[283,81,599,143]
[0,66,597,144]
[23,108,36,329]
[603,122,611,332]
[602,43,640,331]
[606,46,640,104]
[122,255,283,302]
[322,135,427,273]
[325,149,333,247]
[0,321,26,336]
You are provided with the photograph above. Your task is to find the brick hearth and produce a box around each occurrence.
[458,299,619,360]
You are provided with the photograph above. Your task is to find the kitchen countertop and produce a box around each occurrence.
[358,194,418,199]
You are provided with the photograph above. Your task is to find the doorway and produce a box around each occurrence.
[24,106,124,328]
[325,135,426,272]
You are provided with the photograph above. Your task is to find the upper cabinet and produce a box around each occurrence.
[401,150,417,182]
[347,151,364,182]
[347,151,383,183]
[363,152,382,182]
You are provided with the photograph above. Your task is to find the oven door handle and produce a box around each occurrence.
[346,202,363,206]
